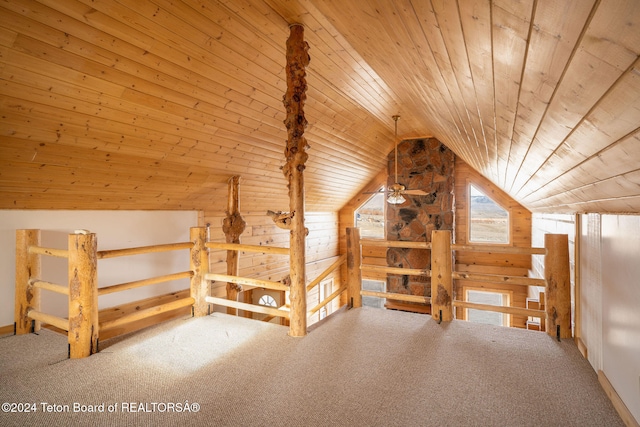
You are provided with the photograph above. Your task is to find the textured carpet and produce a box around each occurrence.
[0,307,624,426]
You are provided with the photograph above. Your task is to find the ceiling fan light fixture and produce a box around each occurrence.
[387,193,406,205]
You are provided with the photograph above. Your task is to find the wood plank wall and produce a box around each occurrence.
[454,160,532,328]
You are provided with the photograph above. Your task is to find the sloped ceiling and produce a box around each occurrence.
[1,0,639,214]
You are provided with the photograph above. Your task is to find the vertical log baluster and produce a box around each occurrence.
[68,232,98,358]
[431,230,453,322]
[190,227,209,317]
[346,227,362,308]
[223,176,246,315]
[15,229,41,334]
[283,24,310,337]
[545,234,571,339]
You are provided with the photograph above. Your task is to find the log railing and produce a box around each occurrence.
[15,230,97,358]
[204,241,348,325]
[307,254,347,317]
[95,237,197,334]
[15,228,207,358]
[16,226,351,358]
[347,227,570,338]
[204,241,291,321]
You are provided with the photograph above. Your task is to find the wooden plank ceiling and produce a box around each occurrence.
[1,0,639,214]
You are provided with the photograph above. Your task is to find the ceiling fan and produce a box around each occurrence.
[379,115,428,205]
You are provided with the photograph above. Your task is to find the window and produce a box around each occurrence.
[319,279,334,319]
[355,191,385,239]
[466,290,510,326]
[362,279,385,308]
[258,294,277,307]
[469,184,509,244]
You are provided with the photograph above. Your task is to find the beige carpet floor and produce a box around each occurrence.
[0,307,624,426]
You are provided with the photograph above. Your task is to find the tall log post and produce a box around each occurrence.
[544,233,571,339]
[190,227,210,317]
[15,229,41,334]
[282,23,310,337]
[222,176,246,315]
[68,231,98,358]
[346,227,362,308]
[431,230,453,322]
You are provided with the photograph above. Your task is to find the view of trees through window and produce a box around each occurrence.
[469,184,509,243]
[355,191,385,239]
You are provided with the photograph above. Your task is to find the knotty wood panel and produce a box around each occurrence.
[1,0,639,214]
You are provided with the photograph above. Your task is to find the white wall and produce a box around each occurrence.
[580,213,603,371]
[1,210,198,327]
[534,213,640,423]
[600,215,640,422]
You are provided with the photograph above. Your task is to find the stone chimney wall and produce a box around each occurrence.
[386,138,455,305]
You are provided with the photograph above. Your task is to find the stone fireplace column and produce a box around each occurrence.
[386,138,455,313]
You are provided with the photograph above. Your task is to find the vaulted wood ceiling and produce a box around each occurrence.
[1,0,639,214]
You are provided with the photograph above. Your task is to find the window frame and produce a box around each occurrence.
[354,187,386,240]
[467,182,511,245]
[464,287,512,327]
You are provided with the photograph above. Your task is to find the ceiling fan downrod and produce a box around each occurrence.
[388,115,406,205]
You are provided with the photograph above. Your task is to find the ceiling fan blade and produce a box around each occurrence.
[363,190,385,194]
[402,189,429,196]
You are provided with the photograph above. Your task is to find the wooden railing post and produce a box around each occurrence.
[544,233,571,339]
[223,176,246,315]
[431,230,453,322]
[283,24,310,338]
[15,229,41,334]
[346,227,362,308]
[68,231,98,358]
[190,227,209,317]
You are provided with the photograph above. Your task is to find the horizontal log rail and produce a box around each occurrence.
[205,296,290,319]
[360,238,546,256]
[452,271,545,287]
[360,239,432,249]
[452,244,546,255]
[453,300,545,318]
[309,284,347,316]
[28,246,69,258]
[97,242,193,259]
[307,254,346,292]
[361,290,432,305]
[205,273,289,291]
[98,271,194,296]
[361,264,432,277]
[30,279,69,295]
[99,297,195,332]
[27,309,69,331]
[205,241,289,255]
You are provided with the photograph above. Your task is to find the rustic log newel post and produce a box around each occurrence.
[431,230,453,322]
[190,227,209,317]
[544,234,571,339]
[346,227,363,308]
[222,176,246,315]
[15,229,41,335]
[68,231,98,358]
[282,23,310,337]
